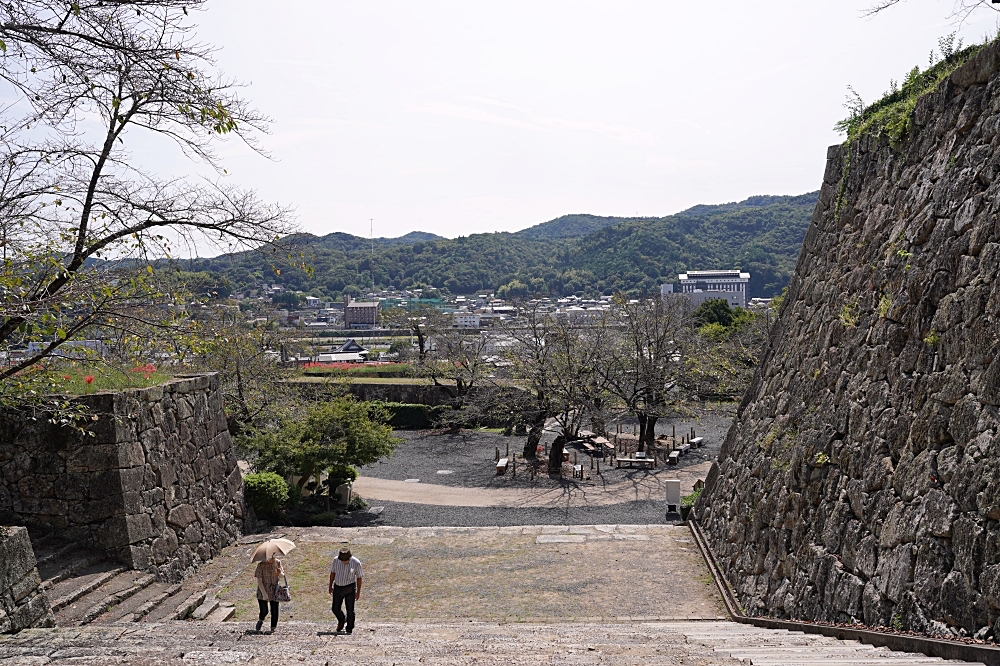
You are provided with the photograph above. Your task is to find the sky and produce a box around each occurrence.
[130,0,1000,242]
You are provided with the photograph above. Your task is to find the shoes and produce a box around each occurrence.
[346,628,353,635]
[337,622,345,633]
[255,620,262,632]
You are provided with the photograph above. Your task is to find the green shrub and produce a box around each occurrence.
[243,472,289,518]
[308,511,338,526]
[681,487,703,508]
[348,495,368,511]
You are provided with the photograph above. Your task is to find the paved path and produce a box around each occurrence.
[0,620,986,664]
[217,524,726,622]
[354,461,712,507]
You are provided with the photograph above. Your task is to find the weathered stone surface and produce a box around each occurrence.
[0,527,53,633]
[0,374,245,583]
[697,47,1000,638]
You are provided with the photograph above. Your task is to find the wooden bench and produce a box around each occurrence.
[616,457,655,469]
[679,443,691,455]
[578,440,596,454]
[667,451,680,465]
[496,458,508,475]
[577,430,595,440]
[689,437,704,448]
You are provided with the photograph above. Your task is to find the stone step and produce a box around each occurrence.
[0,620,988,665]
[46,563,125,612]
[748,653,945,666]
[130,583,184,622]
[204,603,236,623]
[38,551,106,590]
[53,570,155,626]
[33,541,78,569]
[191,597,220,620]
[90,582,182,625]
[146,588,209,622]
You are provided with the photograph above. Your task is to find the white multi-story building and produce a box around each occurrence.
[677,270,750,308]
[454,313,481,328]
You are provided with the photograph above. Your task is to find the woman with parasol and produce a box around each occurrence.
[250,538,295,633]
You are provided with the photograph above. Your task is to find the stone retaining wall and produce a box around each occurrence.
[697,42,1000,639]
[0,374,244,582]
[0,526,53,633]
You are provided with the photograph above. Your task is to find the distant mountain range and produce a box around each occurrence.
[178,192,818,300]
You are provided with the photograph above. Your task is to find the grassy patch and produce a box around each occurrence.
[39,365,172,395]
[835,36,987,145]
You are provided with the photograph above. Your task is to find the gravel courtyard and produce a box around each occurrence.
[337,403,736,528]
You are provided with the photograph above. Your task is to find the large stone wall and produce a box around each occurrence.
[697,43,1000,639]
[0,526,53,633]
[0,374,244,582]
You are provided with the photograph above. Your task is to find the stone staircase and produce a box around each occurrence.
[0,620,991,665]
[30,537,230,628]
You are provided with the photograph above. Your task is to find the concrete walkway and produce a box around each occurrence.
[354,461,712,507]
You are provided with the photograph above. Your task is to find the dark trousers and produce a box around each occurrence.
[332,583,356,630]
[257,599,279,629]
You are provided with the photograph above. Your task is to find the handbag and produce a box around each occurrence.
[272,575,292,603]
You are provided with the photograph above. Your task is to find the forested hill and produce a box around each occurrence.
[181,192,817,299]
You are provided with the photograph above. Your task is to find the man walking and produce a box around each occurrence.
[328,546,363,634]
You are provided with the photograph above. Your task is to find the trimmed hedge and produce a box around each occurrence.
[244,472,290,518]
[378,402,449,429]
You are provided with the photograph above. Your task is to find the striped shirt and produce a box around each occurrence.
[329,556,364,586]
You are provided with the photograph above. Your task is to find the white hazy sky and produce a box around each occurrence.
[136,0,999,240]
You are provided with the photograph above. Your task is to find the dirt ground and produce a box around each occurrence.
[216,525,727,625]
[352,402,735,508]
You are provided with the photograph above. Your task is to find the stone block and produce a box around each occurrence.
[0,528,37,593]
[66,443,119,473]
[118,441,145,468]
[95,516,131,549]
[8,592,53,632]
[126,513,155,543]
[167,504,197,528]
[225,467,243,500]
[182,523,203,544]
[11,568,41,603]
[78,496,122,524]
[129,545,150,570]
[86,469,122,499]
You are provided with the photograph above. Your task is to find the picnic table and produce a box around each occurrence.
[616,456,655,469]
[690,436,704,448]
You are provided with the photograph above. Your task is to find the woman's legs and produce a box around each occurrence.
[269,600,279,629]
[256,599,268,631]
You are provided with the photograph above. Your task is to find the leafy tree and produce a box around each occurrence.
[603,295,696,449]
[693,299,736,327]
[249,398,400,491]
[0,1,291,407]
[271,291,303,307]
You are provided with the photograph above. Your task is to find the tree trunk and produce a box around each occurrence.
[523,410,547,458]
[637,413,648,451]
[548,435,566,474]
[644,415,658,448]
